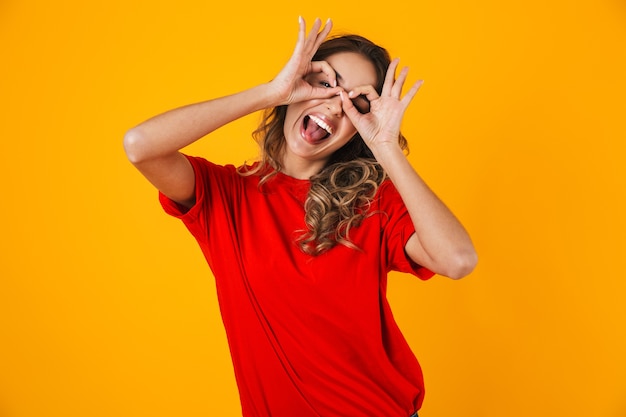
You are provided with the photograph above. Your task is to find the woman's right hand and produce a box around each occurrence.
[268,17,343,106]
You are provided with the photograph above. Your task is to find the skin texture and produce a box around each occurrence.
[123,17,477,279]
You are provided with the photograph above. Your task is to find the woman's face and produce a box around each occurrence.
[282,51,377,179]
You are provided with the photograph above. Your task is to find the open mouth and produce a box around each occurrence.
[302,115,333,142]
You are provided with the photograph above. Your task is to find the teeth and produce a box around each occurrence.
[309,115,333,135]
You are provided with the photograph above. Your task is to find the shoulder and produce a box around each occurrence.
[183,155,263,186]
[184,154,238,175]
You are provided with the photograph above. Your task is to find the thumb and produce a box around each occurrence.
[339,90,363,123]
[308,86,343,100]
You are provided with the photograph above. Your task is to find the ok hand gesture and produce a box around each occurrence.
[340,58,423,152]
[269,17,342,106]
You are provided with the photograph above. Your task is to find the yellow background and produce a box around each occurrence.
[1,0,625,416]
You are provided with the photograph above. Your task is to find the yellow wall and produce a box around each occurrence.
[1,1,625,416]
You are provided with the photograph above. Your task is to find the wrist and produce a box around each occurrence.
[369,141,406,168]
[369,139,403,157]
[252,82,284,110]
[262,79,293,108]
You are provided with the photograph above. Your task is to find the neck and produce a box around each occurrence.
[280,157,325,180]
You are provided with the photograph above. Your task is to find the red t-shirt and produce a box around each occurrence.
[159,155,434,417]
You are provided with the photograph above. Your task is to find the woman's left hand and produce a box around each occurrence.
[340,58,423,153]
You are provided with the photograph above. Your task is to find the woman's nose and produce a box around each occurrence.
[325,94,343,116]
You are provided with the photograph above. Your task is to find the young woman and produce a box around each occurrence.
[124,17,477,417]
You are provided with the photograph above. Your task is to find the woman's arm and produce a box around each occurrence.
[123,17,341,208]
[340,59,477,279]
[372,143,477,279]
[123,85,278,207]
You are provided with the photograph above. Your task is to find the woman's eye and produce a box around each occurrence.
[320,81,332,88]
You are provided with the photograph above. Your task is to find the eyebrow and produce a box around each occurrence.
[332,70,347,89]
[333,70,367,98]
[331,70,370,111]
[332,70,369,105]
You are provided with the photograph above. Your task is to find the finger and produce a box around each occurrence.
[381,58,400,97]
[348,85,380,103]
[401,79,424,105]
[302,18,332,62]
[298,16,305,38]
[312,18,333,51]
[307,17,323,38]
[308,86,343,100]
[291,16,307,57]
[339,90,363,123]
[309,60,337,87]
[391,66,410,98]
[303,18,323,55]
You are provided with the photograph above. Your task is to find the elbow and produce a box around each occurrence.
[123,127,148,165]
[443,249,478,280]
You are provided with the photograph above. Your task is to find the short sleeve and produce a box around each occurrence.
[158,155,207,220]
[378,181,435,280]
[158,154,238,245]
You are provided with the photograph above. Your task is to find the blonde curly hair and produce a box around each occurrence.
[241,34,409,255]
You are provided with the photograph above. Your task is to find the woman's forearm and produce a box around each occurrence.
[124,83,278,164]
[372,143,477,278]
